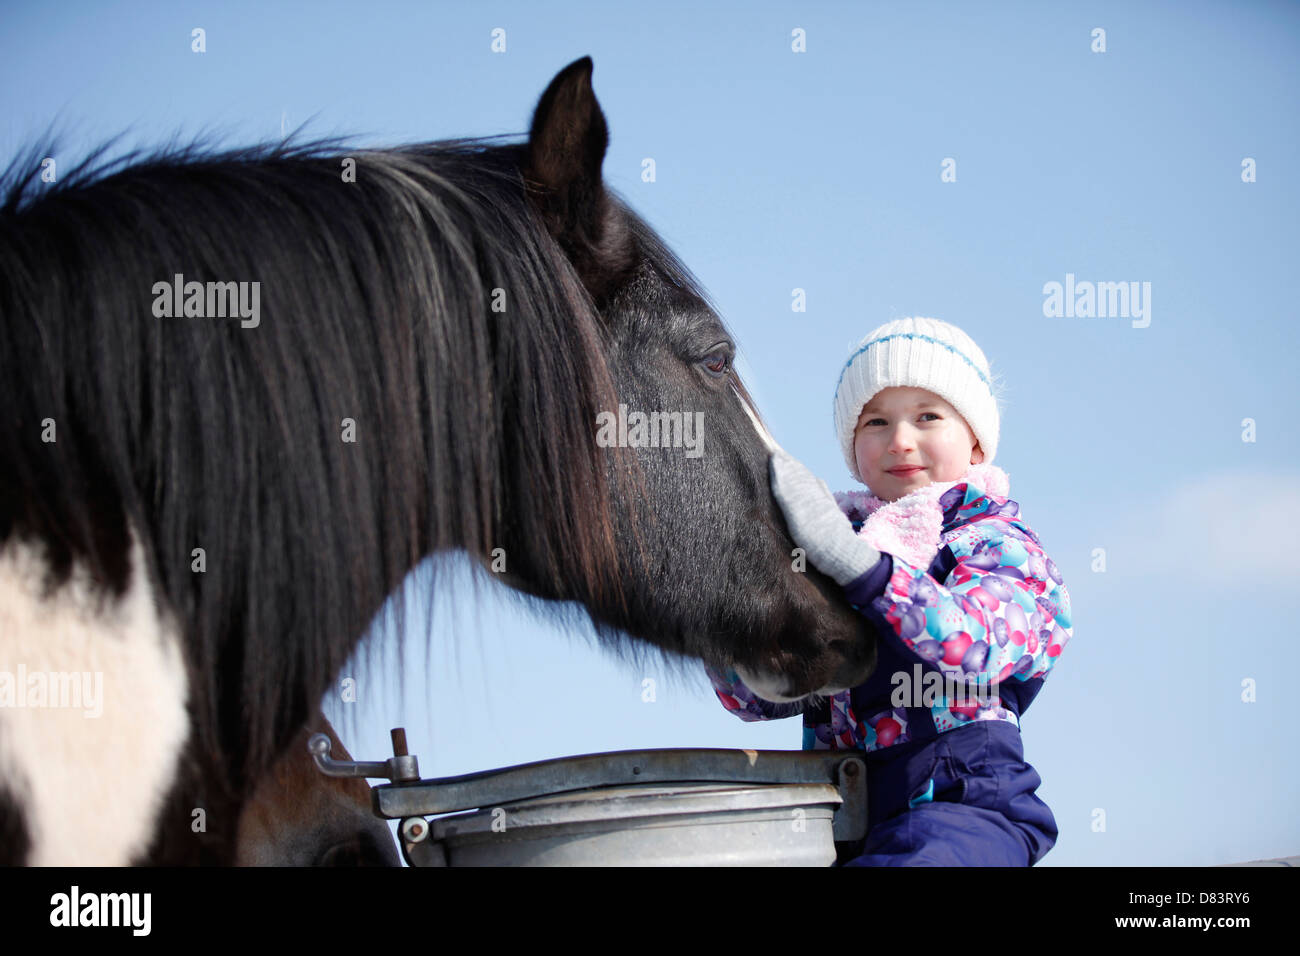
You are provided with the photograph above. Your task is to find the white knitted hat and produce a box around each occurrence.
[833,317,999,483]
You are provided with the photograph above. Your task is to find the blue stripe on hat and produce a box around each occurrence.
[835,332,992,395]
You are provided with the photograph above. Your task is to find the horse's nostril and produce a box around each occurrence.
[316,834,396,867]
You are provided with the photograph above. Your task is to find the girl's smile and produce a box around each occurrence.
[854,386,983,502]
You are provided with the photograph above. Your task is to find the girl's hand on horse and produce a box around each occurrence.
[768,448,882,587]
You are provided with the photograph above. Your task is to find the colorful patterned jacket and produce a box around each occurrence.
[706,463,1073,754]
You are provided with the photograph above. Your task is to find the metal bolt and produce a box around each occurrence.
[401,817,428,843]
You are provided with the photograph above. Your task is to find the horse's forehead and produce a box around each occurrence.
[608,305,726,354]
[609,274,722,339]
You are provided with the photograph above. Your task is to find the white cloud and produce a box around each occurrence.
[1105,469,1300,584]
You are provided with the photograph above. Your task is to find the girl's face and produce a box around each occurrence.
[854,386,984,502]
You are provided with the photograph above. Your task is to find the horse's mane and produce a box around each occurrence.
[0,130,645,792]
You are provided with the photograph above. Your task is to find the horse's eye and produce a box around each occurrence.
[702,352,729,376]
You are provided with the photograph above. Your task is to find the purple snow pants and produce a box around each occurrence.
[839,720,1057,867]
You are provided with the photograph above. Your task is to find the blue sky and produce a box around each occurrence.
[3,0,1297,866]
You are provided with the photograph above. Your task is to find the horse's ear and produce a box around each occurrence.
[524,56,632,305]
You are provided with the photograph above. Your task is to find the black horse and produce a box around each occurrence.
[0,57,875,865]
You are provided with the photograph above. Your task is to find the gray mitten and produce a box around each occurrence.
[769,448,882,586]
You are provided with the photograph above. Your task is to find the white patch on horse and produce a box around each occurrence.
[0,533,188,865]
[734,664,849,704]
[732,664,794,703]
[730,381,784,455]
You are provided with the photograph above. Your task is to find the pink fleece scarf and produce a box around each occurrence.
[832,463,1010,569]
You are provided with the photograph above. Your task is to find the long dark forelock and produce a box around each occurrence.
[0,131,631,793]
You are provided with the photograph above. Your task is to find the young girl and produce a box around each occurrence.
[707,316,1073,866]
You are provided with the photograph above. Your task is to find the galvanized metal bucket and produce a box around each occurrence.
[309,733,868,867]
[424,781,843,866]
